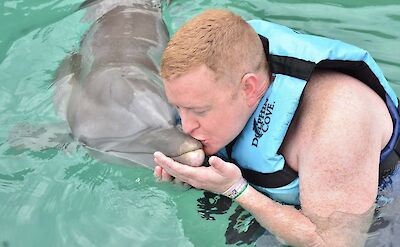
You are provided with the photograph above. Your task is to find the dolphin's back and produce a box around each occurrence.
[81,6,167,72]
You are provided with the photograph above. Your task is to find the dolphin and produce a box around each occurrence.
[53,0,205,168]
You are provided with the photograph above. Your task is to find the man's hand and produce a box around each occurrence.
[153,151,242,194]
[153,165,175,182]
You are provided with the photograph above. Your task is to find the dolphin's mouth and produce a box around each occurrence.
[171,148,205,167]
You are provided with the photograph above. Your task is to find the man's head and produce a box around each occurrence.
[161,9,267,82]
[161,9,270,155]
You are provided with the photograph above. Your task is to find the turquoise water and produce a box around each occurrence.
[0,0,399,246]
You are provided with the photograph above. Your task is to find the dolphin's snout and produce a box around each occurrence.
[172,148,205,167]
[174,138,205,166]
[159,129,205,167]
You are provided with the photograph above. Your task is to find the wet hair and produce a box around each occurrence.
[160,9,268,84]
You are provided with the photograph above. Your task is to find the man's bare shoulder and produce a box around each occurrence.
[282,69,393,216]
[282,70,392,170]
[303,70,389,117]
[288,69,392,152]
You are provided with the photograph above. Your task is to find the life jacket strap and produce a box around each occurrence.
[259,34,387,102]
[225,137,298,188]
[380,98,400,179]
[380,147,400,178]
[239,162,298,189]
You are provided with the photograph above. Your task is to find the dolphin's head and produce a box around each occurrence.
[55,3,205,170]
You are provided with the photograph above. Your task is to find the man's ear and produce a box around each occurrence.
[241,73,261,107]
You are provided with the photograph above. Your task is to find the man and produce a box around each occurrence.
[153,9,399,246]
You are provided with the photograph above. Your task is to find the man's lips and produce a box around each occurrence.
[199,139,207,145]
[192,136,207,144]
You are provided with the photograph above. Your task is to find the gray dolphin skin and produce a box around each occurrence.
[53,0,204,169]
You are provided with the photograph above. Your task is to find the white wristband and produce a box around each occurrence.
[222,177,249,199]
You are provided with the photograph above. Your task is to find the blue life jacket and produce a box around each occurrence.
[216,20,400,205]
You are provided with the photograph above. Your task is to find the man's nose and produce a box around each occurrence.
[180,111,200,135]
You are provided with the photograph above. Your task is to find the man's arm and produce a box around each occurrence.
[154,152,374,247]
[276,71,392,245]
[238,71,392,246]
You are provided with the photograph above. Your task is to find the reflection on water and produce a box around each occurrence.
[0,0,399,246]
[366,166,400,246]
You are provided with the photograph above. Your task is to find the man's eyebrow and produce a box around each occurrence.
[189,106,211,111]
[180,105,210,110]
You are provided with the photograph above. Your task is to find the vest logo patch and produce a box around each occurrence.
[252,99,275,147]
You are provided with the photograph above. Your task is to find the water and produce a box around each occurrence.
[0,0,399,246]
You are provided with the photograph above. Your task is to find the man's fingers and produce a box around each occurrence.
[154,166,173,182]
[154,165,190,188]
[209,156,242,179]
[161,167,173,182]
[154,151,193,179]
[154,166,162,179]
[154,151,177,177]
[209,156,226,173]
